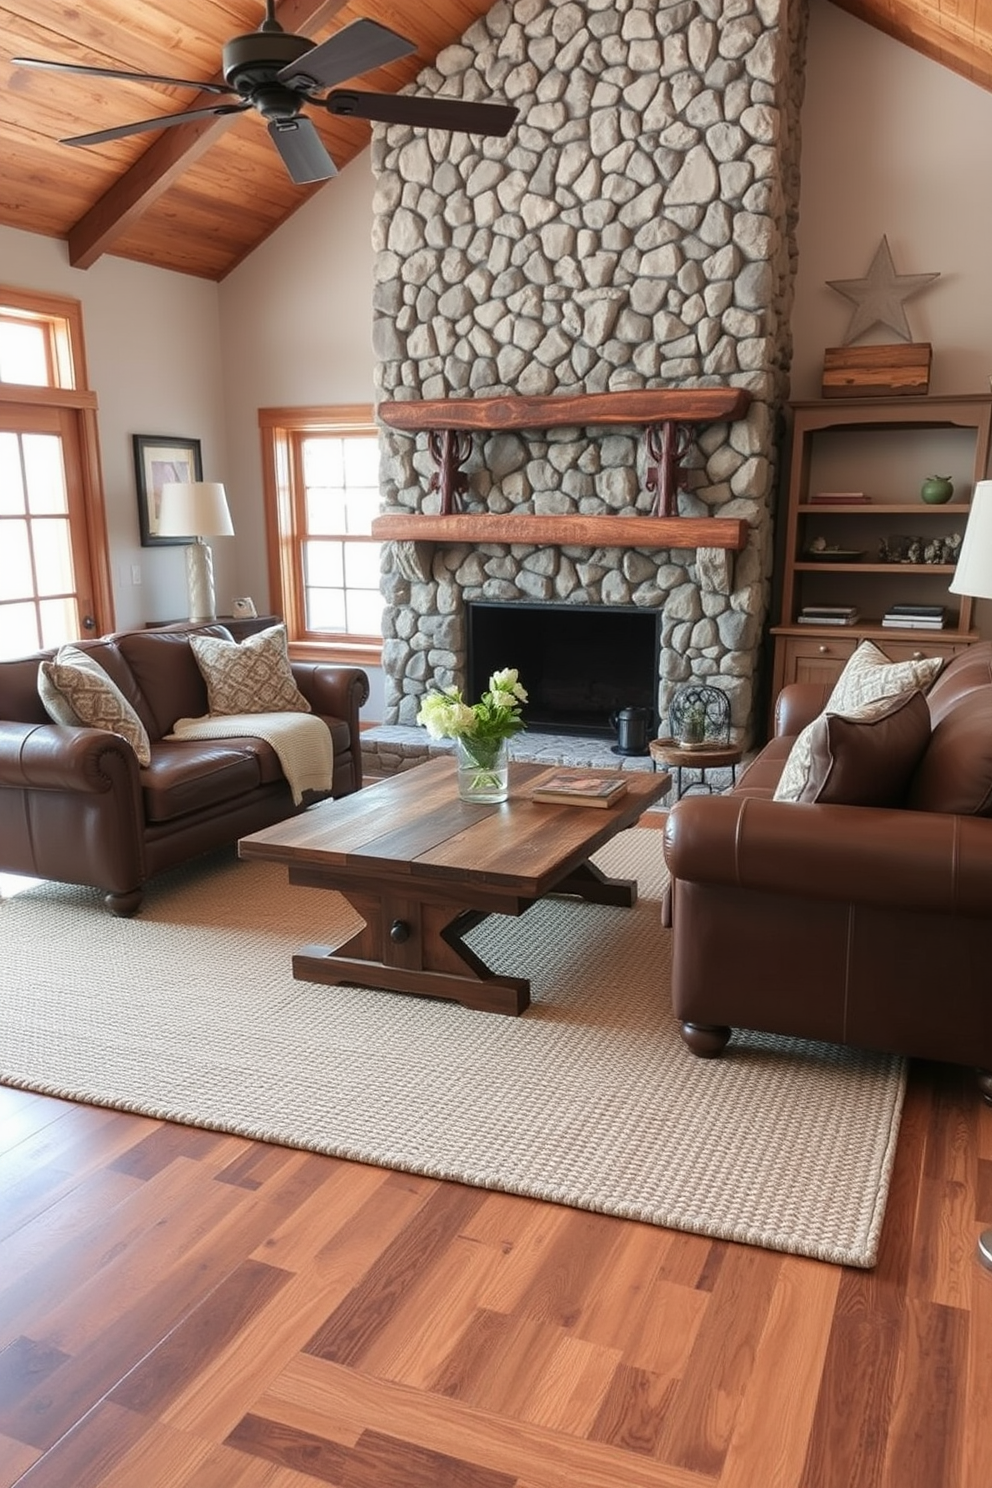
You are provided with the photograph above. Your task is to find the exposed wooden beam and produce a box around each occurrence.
[66,0,351,270]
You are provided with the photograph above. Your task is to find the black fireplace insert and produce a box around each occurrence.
[466,601,661,738]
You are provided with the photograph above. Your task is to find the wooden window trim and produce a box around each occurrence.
[0,285,113,637]
[259,403,382,665]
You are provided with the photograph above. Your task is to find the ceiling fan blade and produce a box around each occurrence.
[12,55,235,96]
[277,18,417,92]
[267,116,338,184]
[325,91,518,138]
[63,103,249,148]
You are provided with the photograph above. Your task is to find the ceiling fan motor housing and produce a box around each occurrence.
[222,31,315,96]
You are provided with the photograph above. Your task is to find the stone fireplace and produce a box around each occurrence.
[369,0,807,746]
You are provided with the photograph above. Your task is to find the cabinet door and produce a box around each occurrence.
[779,635,857,687]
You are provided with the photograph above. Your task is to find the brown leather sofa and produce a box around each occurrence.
[0,622,369,914]
[662,643,992,1099]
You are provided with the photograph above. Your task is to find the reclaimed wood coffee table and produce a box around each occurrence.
[239,756,670,1016]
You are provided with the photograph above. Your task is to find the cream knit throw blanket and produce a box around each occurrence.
[167,712,333,805]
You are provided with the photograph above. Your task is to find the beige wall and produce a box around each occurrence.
[0,227,229,630]
[792,0,992,400]
[216,149,378,615]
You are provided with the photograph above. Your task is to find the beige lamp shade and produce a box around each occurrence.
[948,480,992,600]
[157,481,235,538]
[157,481,234,624]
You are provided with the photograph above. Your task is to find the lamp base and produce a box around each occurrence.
[185,538,216,624]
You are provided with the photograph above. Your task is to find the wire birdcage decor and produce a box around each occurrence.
[669,683,731,749]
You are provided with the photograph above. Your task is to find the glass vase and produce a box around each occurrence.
[455,734,510,803]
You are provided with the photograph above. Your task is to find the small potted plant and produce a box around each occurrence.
[679,701,708,748]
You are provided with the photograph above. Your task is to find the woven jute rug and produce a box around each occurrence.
[0,830,905,1267]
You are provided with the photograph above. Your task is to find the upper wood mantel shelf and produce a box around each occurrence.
[371,513,749,551]
[379,387,751,432]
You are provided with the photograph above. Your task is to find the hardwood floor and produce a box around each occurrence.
[0,1055,990,1488]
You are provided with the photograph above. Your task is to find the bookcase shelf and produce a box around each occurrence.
[771,394,992,693]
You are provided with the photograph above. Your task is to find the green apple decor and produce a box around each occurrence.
[920,475,954,504]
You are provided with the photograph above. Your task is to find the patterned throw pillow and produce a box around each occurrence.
[824,639,944,713]
[38,645,152,766]
[774,689,931,805]
[774,641,944,804]
[189,624,311,716]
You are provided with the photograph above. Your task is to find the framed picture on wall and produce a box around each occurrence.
[133,434,202,546]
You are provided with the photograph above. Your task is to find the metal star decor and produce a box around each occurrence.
[826,236,940,345]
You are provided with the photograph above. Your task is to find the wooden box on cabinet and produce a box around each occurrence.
[771,395,991,696]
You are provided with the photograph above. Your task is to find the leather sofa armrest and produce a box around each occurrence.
[290,663,370,727]
[0,722,141,792]
[663,793,992,918]
[773,682,833,738]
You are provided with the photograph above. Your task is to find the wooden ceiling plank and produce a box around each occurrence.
[64,0,353,270]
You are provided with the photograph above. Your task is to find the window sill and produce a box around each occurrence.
[288,638,383,668]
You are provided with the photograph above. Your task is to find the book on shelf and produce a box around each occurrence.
[797,615,859,626]
[797,605,860,625]
[881,616,946,629]
[529,769,628,807]
[808,491,871,504]
[886,604,947,618]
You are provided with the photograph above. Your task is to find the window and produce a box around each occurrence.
[260,405,383,662]
[0,287,112,659]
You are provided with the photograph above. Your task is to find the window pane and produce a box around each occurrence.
[305,488,345,536]
[0,520,33,600]
[0,320,49,386]
[0,433,25,514]
[32,517,75,596]
[344,542,382,588]
[39,596,79,650]
[23,435,68,514]
[305,588,346,631]
[303,438,343,487]
[346,588,385,636]
[0,601,41,658]
[343,486,379,535]
[343,438,380,486]
[304,540,343,586]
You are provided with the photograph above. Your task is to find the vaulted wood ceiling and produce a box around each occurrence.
[0,0,988,282]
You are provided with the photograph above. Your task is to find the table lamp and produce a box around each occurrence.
[157,481,235,623]
[949,480,992,601]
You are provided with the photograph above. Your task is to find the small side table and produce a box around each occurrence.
[648,737,743,802]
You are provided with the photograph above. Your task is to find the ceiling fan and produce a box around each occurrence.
[12,1,518,185]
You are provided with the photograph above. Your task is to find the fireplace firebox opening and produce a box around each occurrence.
[467,601,661,740]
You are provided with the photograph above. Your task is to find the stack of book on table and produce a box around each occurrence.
[881,604,947,630]
[797,605,860,626]
[529,769,628,808]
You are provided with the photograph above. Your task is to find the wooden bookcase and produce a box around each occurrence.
[770,394,992,694]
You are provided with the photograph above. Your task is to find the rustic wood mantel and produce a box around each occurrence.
[377,386,753,528]
[370,513,749,551]
[378,387,751,431]
[375,387,752,546]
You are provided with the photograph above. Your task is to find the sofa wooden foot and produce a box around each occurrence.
[977,1069,992,1105]
[680,1021,731,1057]
[105,888,143,917]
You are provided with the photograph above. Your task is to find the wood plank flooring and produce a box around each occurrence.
[1,1054,990,1488]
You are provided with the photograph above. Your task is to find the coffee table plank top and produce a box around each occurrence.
[241,757,668,896]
